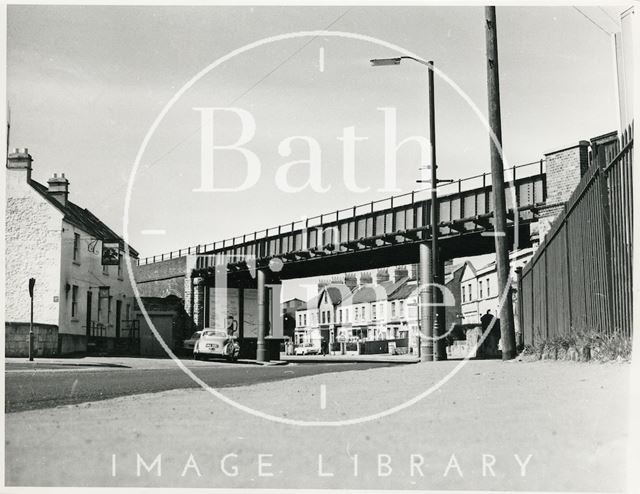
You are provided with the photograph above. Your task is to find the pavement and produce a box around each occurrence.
[5,352,417,370]
[282,353,419,364]
[4,358,630,491]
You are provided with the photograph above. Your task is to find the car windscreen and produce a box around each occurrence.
[190,332,201,339]
[202,330,227,338]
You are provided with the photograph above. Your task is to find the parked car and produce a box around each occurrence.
[294,343,320,355]
[194,329,240,362]
[183,331,202,351]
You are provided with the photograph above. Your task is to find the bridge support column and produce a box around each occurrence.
[203,284,211,328]
[238,288,244,339]
[193,277,205,329]
[419,242,434,362]
[257,269,270,362]
[185,276,194,326]
[435,252,448,361]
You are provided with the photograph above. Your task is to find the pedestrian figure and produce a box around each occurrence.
[480,310,500,357]
[226,315,238,337]
[480,309,494,331]
[320,337,328,356]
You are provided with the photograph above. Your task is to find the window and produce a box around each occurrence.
[468,283,472,300]
[487,279,491,297]
[372,304,377,320]
[338,310,342,323]
[399,301,404,317]
[71,285,78,318]
[462,285,466,303]
[304,314,307,326]
[73,233,80,262]
[355,307,359,320]
[391,302,396,318]
[479,281,483,299]
[322,311,326,324]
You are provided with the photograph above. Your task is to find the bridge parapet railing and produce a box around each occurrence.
[138,160,545,266]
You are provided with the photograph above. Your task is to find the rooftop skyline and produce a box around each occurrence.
[7,5,623,299]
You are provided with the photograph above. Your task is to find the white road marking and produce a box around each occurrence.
[319,47,325,72]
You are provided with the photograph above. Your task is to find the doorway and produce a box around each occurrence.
[86,291,92,336]
[115,300,122,339]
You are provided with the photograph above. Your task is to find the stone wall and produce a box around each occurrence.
[5,322,59,357]
[6,169,64,326]
[133,256,187,299]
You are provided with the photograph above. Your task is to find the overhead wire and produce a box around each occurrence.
[146,7,353,170]
[573,7,612,37]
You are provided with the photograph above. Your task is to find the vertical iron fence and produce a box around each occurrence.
[520,124,633,344]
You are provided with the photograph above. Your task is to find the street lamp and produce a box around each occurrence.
[370,55,445,361]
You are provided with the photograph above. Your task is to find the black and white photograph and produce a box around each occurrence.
[3,2,638,492]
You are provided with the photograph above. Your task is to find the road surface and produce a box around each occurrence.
[5,361,392,413]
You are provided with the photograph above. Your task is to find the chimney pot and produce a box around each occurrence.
[47,172,70,206]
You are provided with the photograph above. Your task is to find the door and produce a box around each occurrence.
[86,291,92,336]
[115,300,122,339]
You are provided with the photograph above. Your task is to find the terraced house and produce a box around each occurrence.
[5,149,139,356]
[295,267,422,353]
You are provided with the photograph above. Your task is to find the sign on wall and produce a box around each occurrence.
[102,241,121,265]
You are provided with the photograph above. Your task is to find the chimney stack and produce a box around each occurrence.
[47,172,70,206]
[344,273,357,291]
[394,266,409,283]
[7,148,32,181]
[376,269,390,284]
[359,272,373,286]
[317,278,330,293]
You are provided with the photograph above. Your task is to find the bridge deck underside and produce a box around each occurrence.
[191,174,545,283]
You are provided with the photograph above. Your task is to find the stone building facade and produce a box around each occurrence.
[5,149,138,356]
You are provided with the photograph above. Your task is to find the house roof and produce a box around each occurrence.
[344,276,410,305]
[388,282,419,301]
[29,179,139,257]
[459,260,477,279]
[325,285,352,305]
[445,262,467,285]
[299,284,353,311]
[350,285,388,304]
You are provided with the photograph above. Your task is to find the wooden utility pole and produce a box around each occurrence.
[484,6,516,360]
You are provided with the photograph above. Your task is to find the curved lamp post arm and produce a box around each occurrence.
[370,56,432,67]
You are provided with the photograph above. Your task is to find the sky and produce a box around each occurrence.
[6,5,622,300]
